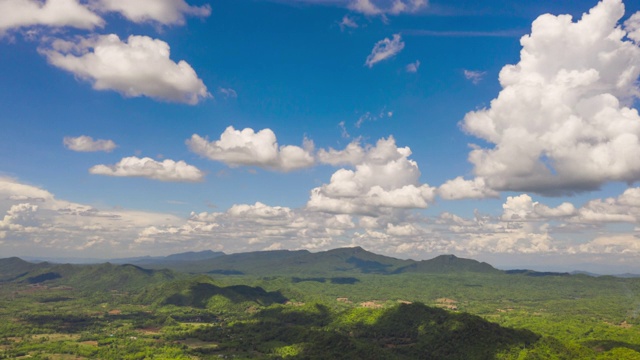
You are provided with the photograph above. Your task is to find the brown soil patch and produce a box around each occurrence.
[435,298,458,310]
[138,327,162,335]
[360,301,383,309]
[435,298,457,304]
[285,301,305,306]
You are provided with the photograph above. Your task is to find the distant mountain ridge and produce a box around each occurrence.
[8,247,635,279]
[127,246,502,276]
[1,247,501,282]
[20,250,225,265]
[110,250,225,265]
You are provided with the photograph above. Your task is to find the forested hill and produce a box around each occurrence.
[0,260,179,291]
[0,256,51,282]
[1,247,503,277]
[109,250,225,266]
[0,246,532,281]
[118,246,501,276]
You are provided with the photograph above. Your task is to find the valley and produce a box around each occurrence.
[1,247,639,359]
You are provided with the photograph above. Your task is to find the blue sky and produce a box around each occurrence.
[2,0,640,273]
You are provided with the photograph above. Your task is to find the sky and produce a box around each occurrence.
[2,0,640,273]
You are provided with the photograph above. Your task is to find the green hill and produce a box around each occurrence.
[188,302,581,359]
[139,247,498,276]
[397,254,501,274]
[0,257,50,282]
[3,260,178,291]
[137,277,288,309]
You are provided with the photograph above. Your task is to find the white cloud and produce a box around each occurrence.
[573,234,640,254]
[494,189,640,226]
[437,177,499,200]
[354,109,393,128]
[461,0,640,195]
[0,0,210,34]
[186,126,316,172]
[338,121,350,139]
[501,194,577,222]
[0,177,184,254]
[463,69,485,84]
[136,204,354,252]
[308,136,436,216]
[317,140,365,166]
[0,203,40,231]
[365,33,404,68]
[349,0,426,16]
[63,135,116,152]
[0,0,104,34]
[624,11,640,43]
[0,178,54,204]
[90,0,210,25]
[339,15,358,31]
[572,187,640,223]
[218,87,237,99]
[430,209,557,255]
[6,176,640,262]
[89,156,204,182]
[227,202,294,226]
[406,60,420,73]
[41,34,210,104]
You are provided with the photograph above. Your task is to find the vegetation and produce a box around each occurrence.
[1,248,639,359]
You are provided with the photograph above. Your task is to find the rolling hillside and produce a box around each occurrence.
[134,247,498,276]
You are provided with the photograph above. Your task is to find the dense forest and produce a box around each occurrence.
[1,248,639,359]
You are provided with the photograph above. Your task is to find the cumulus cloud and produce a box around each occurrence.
[227,202,295,226]
[437,177,499,200]
[0,177,183,254]
[0,203,40,231]
[41,34,210,104]
[624,11,640,43]
[492,189,640,226]
[463,69,486,84]
[461,0,640,195]
[63,135,116,152]
[308,136,436,216]
[136,203,354,251]
[0,0,104,34]
[339,15,358,31]
[0,0,210,34]
[430,209,557,255]
[349,0,426,16]
[318,140,366,166]
[89,0,210,25]
[501,194,577,222]
[186,126,315,172]
[571,187,640,223]
[573,234,640,254]
[406,60,420,73]
[365,33,404,68]
[6,176,640,261]
[89,156,204,182]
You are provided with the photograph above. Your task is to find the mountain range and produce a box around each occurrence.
[0,246,587,285]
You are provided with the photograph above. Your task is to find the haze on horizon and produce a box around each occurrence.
[2,0,640,274]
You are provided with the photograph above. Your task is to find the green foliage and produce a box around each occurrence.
[1,254,640,359]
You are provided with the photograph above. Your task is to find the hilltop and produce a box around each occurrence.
[127,246,501,276]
